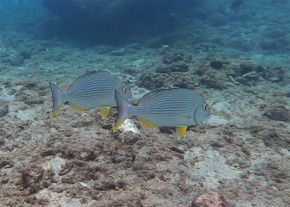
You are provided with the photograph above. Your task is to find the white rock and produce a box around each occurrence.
[212,101,231,112]
[206,115,228,126]
[50,156,66,175]
[118,119,140,134]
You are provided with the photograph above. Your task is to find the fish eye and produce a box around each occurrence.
[122,88,129,94]
[203,103,208,111]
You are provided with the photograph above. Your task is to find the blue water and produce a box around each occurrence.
[0,0,290,206]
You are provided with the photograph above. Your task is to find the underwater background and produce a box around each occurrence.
[0,0,290,206]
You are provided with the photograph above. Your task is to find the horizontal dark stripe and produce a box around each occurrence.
[69,71,113,91]
[69,82,115,96]
[69,79,115,93]
[69,76,117,91]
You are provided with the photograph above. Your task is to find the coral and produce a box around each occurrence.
[210,60,223,69]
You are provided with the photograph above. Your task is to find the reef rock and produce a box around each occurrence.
[263,105,290,122]
[192,191,225,207]
[0,100,9,117]
[137,73,171,90]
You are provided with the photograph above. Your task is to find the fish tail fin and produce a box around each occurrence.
[49,82,65,117]
[113,90,133,132]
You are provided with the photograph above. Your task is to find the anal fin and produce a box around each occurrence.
[139,117,158,129]
[100,107,110,119]
[70,102,86,112]
[176,126,187,140]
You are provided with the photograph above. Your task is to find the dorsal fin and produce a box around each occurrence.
[68,70,111,92]
[138,89,174,105]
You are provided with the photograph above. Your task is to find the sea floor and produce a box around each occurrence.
[1,36,290,207]
[1,9,290,207]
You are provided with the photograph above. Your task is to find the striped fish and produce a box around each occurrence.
[49,71,132,118]
[113,88,210,139]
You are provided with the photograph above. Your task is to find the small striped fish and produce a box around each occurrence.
[49,71,132,118]
[113,88,210,139]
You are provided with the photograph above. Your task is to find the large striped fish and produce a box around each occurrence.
[113,88,210,139]
[49,71,132,118]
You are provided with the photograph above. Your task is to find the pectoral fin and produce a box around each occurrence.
[100,107,110,119]
[139,117,158,129]
[70,102,86,112]
[176,126,187,140]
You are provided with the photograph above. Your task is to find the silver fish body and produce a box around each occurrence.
[114,88,210,139]
[49,71,132,118]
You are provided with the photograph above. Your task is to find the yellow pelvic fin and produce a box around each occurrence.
[100,107,110,119]
[51,104,63,117]
[113,119,126,132]
[176,126,187,139]
[70,102,86,112]
[139,117,159,129]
